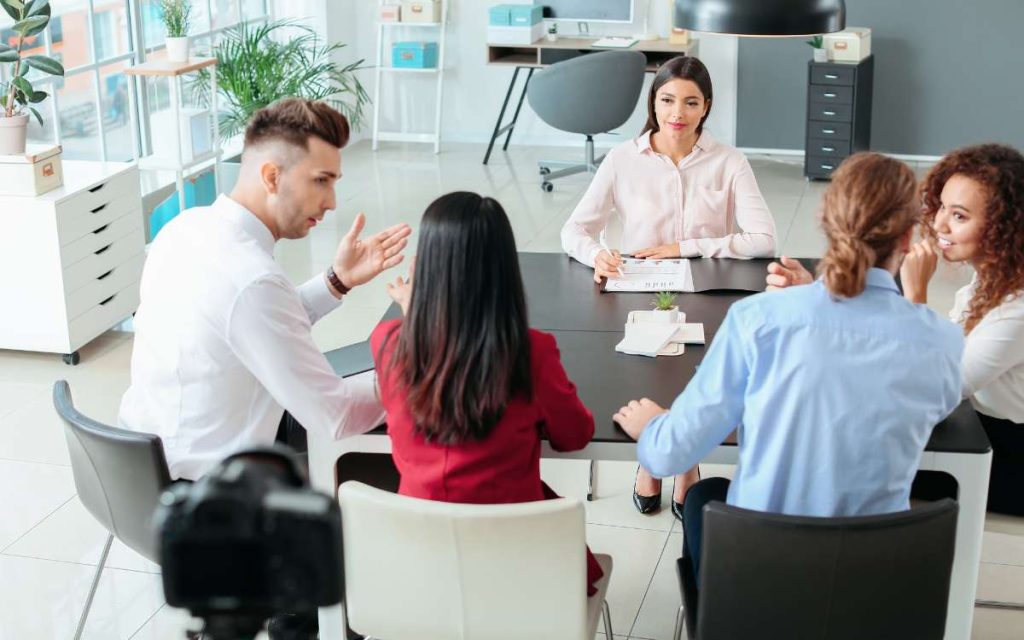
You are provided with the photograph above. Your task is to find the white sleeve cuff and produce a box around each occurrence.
[297,273,343,325]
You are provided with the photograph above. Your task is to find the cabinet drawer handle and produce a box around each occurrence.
[91,203,107,214]
[92,224,110,234]
[823,92,837,98]
[822,146,835,152]
[822,164,835,170]
[88,182,107,193]
[94,244,112,256]
[822,129,836,134]
[825,74,839,79]
[823,110,836,116]
[97,269,113,280]
[99,294,116,306]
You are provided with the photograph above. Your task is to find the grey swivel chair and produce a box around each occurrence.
[675,499,959,640]
[53,380,172,640]
[527,50,647,192]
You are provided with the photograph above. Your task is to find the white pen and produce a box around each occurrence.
[600,238,625,277]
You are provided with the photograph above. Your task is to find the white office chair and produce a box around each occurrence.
[339,481,613,640]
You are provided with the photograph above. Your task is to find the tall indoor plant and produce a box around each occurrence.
[0,0,65,154]
[193,19,370,139]
[160,0,192,63]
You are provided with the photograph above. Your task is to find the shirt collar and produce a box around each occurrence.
[865,268,901,294]
[636,130,716,156]
[214,194,275,255]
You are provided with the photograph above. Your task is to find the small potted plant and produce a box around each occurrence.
[808,35,829,63]
[650,291,680,323]
[546,22,558,42]
[161,0,192,63]
[0,0,65,155]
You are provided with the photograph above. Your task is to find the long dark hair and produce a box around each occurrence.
[386,192,531,444]
[641,55,713,136]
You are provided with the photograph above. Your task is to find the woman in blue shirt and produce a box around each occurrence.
[613,153,964,580]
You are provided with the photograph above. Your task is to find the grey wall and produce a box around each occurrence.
[736,0,1024,156]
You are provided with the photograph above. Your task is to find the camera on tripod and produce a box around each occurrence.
[154,447,343,640]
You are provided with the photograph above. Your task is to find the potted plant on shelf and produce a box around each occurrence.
[808,35,829,63]
[650,291,680,323]
[192,20,370,139]
[0,0,65,155]
[160,0,192,63]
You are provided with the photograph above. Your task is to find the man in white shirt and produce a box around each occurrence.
[118,98,411,481]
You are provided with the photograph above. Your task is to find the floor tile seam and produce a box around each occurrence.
[0,495,76,554]
[127,603,169,639]
[0,550,162,575]
[981,560,1024,568]
[0,456,71,468]
[583,521,676,534]
[780,180,810,251]
[625,527,675,638]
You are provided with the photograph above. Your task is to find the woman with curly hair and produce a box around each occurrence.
[767,143,1024,515]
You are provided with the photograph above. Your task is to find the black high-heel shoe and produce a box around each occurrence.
[633,465,662,514]
[671,466,702,522]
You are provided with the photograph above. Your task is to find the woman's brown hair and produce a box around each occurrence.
[920,144,1024,333]
[817,153,919,298]
[383,192,531,444]
[640,55,712,137]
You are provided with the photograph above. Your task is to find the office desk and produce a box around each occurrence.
[314,253,990,640]
[482,38,697,164]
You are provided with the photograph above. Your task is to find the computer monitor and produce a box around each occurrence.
[541,0,635,24]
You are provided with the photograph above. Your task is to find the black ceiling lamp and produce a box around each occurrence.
[675,0,846,37]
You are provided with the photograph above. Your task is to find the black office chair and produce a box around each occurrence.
[527,50,647,192]
[674,499,959,640]
[53,380,173,640]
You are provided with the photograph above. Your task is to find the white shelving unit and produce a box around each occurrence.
[371,4,449,154]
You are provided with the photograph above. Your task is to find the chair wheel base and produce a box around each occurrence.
[541,182,554,192]
[539,167,551,175]
[63,351,80,366]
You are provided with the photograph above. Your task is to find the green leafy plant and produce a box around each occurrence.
[0,0,65,123]
[192,20,370,139]
[652,291,677,311]
[806,35,824,49]
[160,0,192,38]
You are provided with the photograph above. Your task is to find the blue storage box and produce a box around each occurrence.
[509,4,542,26]
[489,4,511,25]
[392,41,438,69]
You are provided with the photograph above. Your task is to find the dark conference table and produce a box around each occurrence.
[312,252,990,639]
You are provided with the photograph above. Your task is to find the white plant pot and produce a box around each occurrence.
[0,114,30,155]
[812,48,829,63]
[649,307,679,323]
[166,36,190,63]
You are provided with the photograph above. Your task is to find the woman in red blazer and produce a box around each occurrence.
[370,191,603,595]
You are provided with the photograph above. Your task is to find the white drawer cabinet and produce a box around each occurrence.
[0,161,144,364]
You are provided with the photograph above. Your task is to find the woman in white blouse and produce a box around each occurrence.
[561,55,776,283]
[560,55,777,519]
[768,143,1024,516]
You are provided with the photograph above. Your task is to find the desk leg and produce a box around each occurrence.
[502,67,534,152]
[484,66,523,165]
[930,450,992,640]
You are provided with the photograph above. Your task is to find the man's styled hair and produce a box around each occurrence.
[243,98,350,154]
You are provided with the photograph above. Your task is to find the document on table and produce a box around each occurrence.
[615,322,680,358]
[603,258,695,293]
[592,37,638,49]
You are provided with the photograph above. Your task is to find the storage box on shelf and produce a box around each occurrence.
[804,55,874,180]
[0,145,64,196]
[400,0,440,23]
[0,161,145,365]
[392,41,439,69]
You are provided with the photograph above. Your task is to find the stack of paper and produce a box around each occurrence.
[604,258,695,292]
[615,323,679,358]
[592,36,638,49]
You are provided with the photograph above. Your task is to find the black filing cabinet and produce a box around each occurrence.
[805,55,874,179]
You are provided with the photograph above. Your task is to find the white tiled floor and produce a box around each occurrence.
[1,140,1022,639]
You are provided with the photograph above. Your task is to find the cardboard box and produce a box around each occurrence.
[392,41,439,68]
[509,4,542,26]
[669,27,690,45]
[0,144,63,196]
[489,4,511,25]
[487,22,544,45]
[380,4,401,22]
[824,27,871,62]
[400,1,441,23]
